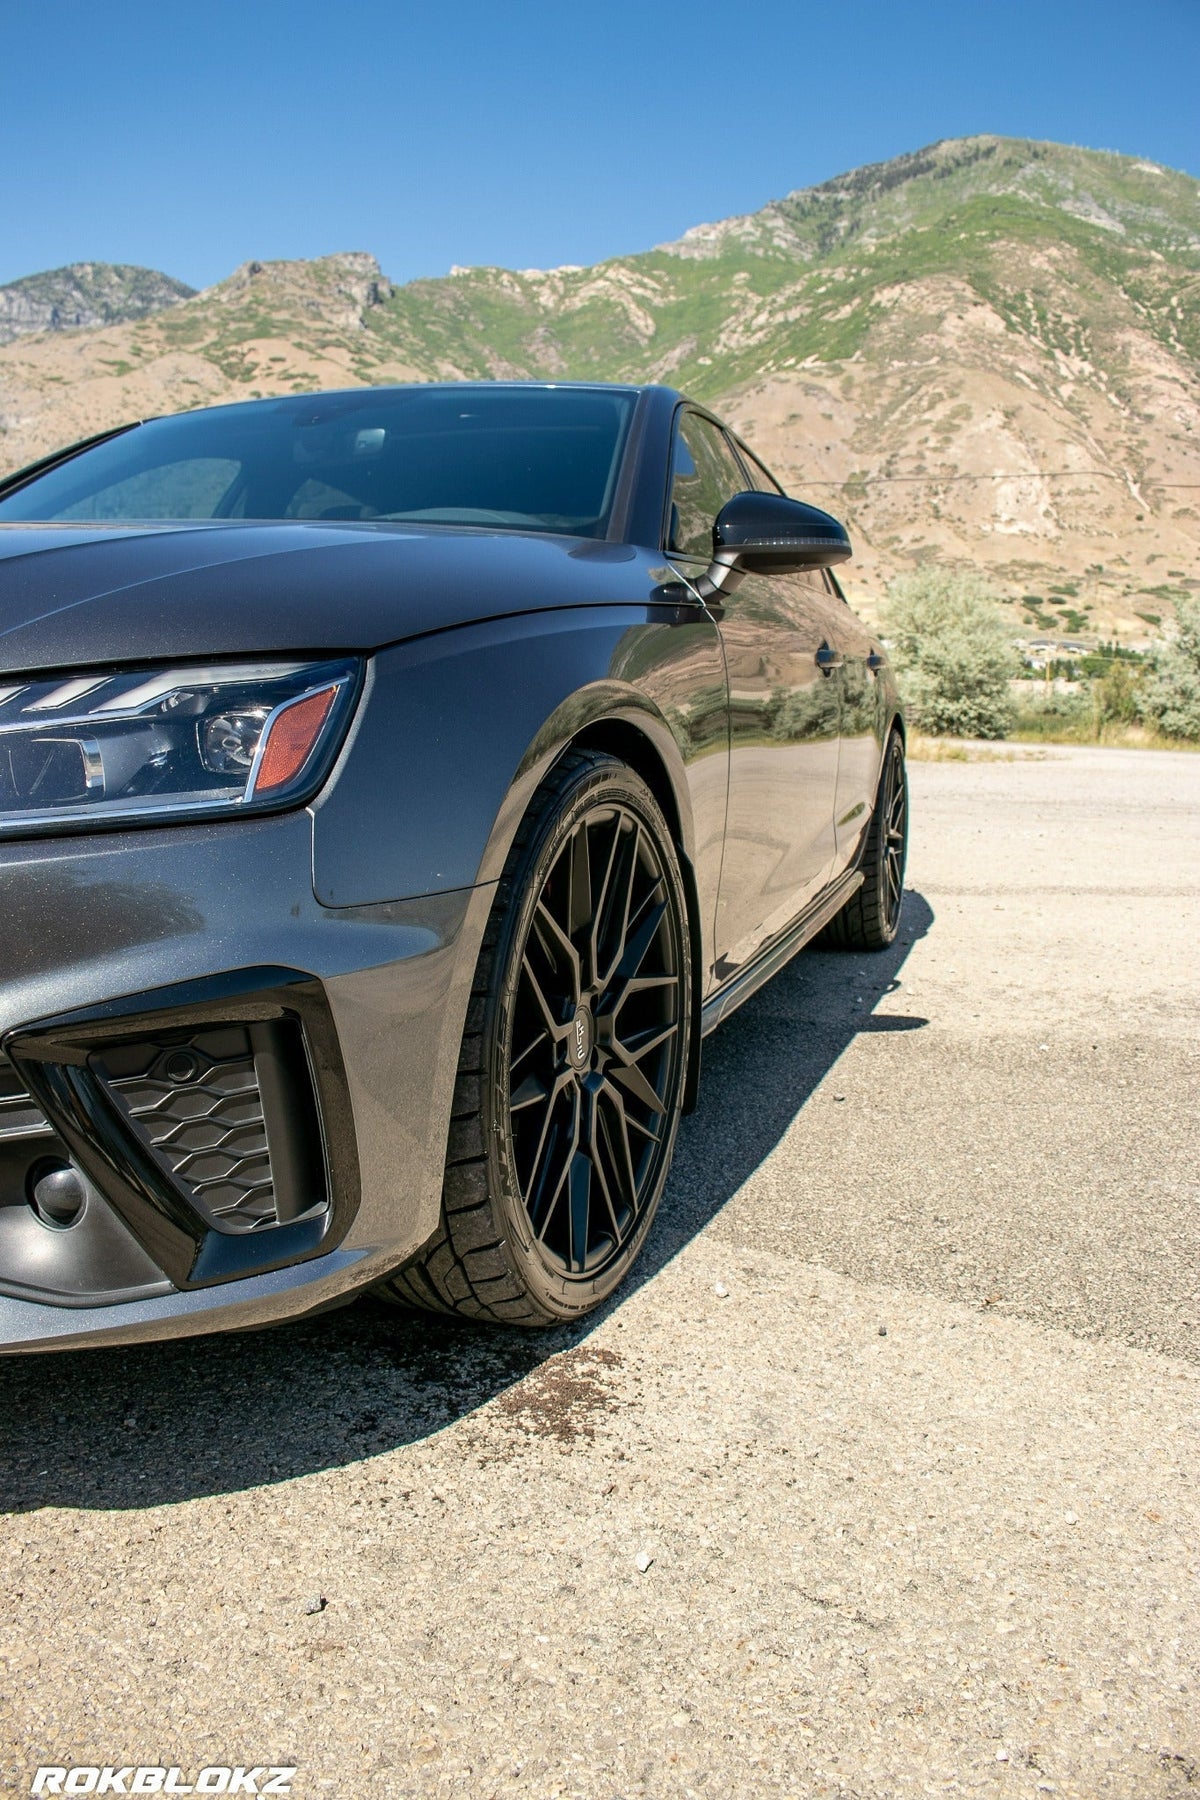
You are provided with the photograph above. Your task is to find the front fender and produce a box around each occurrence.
[310,605,727,914]
[474,673,699,889]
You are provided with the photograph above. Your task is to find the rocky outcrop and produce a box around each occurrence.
[202,253,391,331]
[0,263,195,346]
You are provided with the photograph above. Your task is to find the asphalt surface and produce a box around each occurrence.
[1,744,1197,1799]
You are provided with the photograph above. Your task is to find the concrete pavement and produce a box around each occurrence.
[1,744,1197,1799]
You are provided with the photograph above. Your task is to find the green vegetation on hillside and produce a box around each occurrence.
[1,135,1196,654]
[5,135,1197,412]
[348,136,1200,398]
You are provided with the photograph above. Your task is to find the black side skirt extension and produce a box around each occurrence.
[699,866,865,1039]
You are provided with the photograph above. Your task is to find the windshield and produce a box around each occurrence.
[0,385,638,539]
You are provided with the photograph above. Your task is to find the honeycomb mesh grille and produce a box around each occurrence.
[96,1028,278,1230]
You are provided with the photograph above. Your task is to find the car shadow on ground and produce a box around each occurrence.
[0,893,933,1515]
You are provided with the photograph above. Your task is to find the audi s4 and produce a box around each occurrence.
[0,382,906,1352]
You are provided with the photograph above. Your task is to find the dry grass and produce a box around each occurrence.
[909,727,1199,759]
[1010,719,1200,751]
[906,734,1049,763]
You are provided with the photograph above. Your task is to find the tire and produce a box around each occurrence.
[381,750,692,1327]
[821,729,908,951]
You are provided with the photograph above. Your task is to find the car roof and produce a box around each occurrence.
[140,380,681,428]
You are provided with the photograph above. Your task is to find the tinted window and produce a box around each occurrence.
[52,458,241,522]
[0,386,637,539]
[732,440,782,495]
[668,411,748,558]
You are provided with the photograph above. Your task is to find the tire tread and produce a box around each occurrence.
[821,731,906,952]
[379,750,624,1328]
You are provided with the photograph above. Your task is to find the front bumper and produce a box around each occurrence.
[0,810,495,1352]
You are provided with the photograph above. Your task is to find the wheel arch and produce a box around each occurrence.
[471,692,706,1118]
[313,610,711,910]
[864,705,906,830]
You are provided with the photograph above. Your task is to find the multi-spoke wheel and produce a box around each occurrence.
[383,750,691,1325]
[821,729,908,951]
[507,794,684,1279]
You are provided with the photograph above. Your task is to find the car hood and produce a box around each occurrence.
[0,520,656,674]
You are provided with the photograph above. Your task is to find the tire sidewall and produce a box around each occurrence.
[482,756,691,1321]
[869,732,907,946]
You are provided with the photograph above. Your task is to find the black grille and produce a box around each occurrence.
[0,1049,171,1304]
[0,1053,49,1143]
[92,1029,313,1238]
[3,969,352,1294]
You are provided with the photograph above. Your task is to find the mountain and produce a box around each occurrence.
[0,262,194,347]
[1,138,1197,639]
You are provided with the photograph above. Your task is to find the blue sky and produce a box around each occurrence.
[1,0,1197,292]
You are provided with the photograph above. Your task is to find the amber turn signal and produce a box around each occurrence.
[252,685,340,795]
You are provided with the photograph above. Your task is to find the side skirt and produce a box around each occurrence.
[699,867,864,1038]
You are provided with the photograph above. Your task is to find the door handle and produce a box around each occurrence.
[815,642,843,674]
[867,649,885,672]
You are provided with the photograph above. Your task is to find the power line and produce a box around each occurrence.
[799,470,1200,487]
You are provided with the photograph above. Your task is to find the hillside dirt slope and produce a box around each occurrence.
[1,137,1197,638]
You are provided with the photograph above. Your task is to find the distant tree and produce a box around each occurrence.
[1138,598,1200,740]
[1094,657,1141,726]
[882,568,1019,739]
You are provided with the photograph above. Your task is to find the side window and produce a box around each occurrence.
[668,411,748,559]
[732,440,782,495]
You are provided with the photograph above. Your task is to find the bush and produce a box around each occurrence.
[1138,598,1200,740]
[1017,684,1090,723]
[1012,683,1093,742]
[1095,658,1141,726]
[882,568,1019,739]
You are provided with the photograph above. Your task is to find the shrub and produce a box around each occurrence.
[1018,684,1091,723]
[1012,683,1093,742]
[1138,598,1200,740]
[882,568,1019,739]
[1095,658,1141,726]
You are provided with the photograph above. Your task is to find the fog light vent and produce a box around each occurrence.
[91,1024,323,1233]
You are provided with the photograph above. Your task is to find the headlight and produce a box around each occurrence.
[0,658,360,837]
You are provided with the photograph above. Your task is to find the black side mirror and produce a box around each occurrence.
[696,491,852,599]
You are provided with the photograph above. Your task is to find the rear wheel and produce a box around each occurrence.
[382,751,691,1326]
[822,729,908,951]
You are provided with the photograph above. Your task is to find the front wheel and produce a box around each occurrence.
[382,751,692,1326]
[822,729,908,951]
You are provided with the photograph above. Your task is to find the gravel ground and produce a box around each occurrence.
[1,744,1197,1799]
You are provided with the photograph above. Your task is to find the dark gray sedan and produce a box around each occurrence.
[0,382,906,1352]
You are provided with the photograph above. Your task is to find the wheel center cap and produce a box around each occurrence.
[570,1004,594,1069]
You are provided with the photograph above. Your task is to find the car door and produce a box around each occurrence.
[824,569,885,873]
[732,441,885,882]
[665,408,841,984]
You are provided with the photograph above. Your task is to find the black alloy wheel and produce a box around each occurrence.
[822,729,908,951]
[384,751,691,1326]
[506,797,684,1279]
[879,731,908,939]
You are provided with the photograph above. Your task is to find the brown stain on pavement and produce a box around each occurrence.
[491,1344,626,1449]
